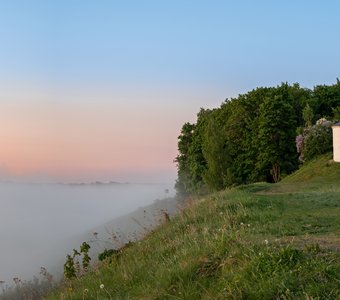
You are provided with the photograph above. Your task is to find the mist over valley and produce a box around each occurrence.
[0,181,175,285]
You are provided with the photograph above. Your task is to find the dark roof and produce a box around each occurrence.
[333,122,340,126]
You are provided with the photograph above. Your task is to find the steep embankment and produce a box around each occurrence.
[47,154,340,299]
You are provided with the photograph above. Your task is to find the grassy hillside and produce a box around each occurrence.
[47,154,340,299]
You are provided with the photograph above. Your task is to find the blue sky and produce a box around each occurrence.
[0,1,339,182]
[2,1,339,90]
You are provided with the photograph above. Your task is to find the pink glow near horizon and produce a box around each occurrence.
[0,84,225,183]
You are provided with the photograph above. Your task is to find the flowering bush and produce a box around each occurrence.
[295,134,304,161]
[296,118,333,162]
[315,118,332,127]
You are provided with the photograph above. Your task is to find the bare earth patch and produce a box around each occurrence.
[277,233,340,252]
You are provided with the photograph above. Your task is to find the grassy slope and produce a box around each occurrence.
[47,154,340,299]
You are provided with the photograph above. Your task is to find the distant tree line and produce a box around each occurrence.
[175,80,340,196]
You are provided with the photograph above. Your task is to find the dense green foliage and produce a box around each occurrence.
[256,91,297,182]
[176,81,340,194]
[46,154,340,299]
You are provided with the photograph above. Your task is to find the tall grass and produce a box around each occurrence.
[45,154,340,299]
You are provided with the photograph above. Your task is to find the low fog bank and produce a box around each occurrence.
[86,197,179,258]
[0,182,175,286]
[51,196,180,280]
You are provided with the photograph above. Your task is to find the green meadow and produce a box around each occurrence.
[47,154,340,299]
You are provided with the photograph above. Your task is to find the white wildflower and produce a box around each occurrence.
[100,284,105,289]
[264,239,269,245]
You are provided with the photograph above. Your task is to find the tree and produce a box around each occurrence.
[175,109,211,195]
[310,80,340,120]
[202,107,232,190]
[257,92,297,182]
[302,103,314,128]
[175,122,195,196]
[332,106,340,120]
[186,109,210,193]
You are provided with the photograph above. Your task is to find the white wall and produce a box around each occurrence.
[332,126,340,162]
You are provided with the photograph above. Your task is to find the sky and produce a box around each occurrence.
[0,0,339,184]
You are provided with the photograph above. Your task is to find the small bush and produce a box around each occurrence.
[63,242,91,279]
[98,248,117,261]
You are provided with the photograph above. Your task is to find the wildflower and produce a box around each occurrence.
[84,288,89,293]
[100,284,105,289]
[240,222,244,226]
[264,239,269,245]
[247,224,251,227]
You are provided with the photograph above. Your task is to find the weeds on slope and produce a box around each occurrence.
[46,181,340,299]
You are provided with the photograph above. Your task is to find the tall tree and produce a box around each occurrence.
[186,108,210,193]
[175,122,195,196]
[202,106,232,190]
[310,80,340,120]
[175,109,211,195]
[302,103,314,128]
[257,91,297,182]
